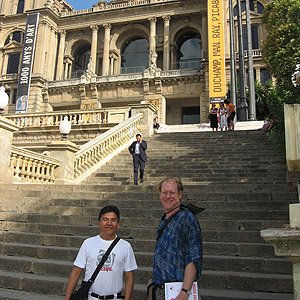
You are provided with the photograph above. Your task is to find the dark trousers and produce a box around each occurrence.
[133,154,145,184]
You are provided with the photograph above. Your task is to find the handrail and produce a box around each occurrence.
[10,146,61,183]
[5,107,130,128]
[74,113,143,181]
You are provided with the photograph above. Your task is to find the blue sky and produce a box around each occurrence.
[67,0,111,10]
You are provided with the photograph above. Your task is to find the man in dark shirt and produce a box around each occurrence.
[128,133,147,185]
[149,178,202,300]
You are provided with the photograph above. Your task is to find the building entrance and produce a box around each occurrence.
[182,106,200,124]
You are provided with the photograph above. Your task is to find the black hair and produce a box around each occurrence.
[98,205,120,221]
[136,133,141,138]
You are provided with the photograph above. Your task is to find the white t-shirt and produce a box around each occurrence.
[74,235,138,296]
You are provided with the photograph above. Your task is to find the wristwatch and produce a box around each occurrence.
[181,288,191,295]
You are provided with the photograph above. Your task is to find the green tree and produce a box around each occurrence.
[261,0,300,151]
[262,0,300,91]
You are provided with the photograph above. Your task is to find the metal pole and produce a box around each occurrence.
[236,0,248,120]
[245,0,256,120]
[229,0,237,110]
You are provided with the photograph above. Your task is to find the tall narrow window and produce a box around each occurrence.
[17,0,25,14]
[242,25,259,51]
[7,53,20,74]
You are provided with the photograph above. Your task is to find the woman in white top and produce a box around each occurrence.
[219,102,228,131]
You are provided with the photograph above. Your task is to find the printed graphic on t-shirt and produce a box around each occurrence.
[97,250,116,272]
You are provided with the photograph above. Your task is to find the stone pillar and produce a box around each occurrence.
[110,55,115,75]
[48,141,79,184]
[91,25,98,73]
[130,103,156,138]
[0,116,20,183]
[56,30,66,80]
[162,15,170,71]
[149,17,157,53]
[102,24,111,76]
[64,62,69,80]
[201,11,208,60]
[284,104,300,172]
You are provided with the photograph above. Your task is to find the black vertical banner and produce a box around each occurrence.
[15,13,39,113]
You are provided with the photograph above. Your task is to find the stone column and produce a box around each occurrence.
[90,25,98,73]
[201,11,208,60]
[48,141,79,184]
[162,15,170,71]
[102,23,111,76]
[0,116,20,183]
[56,30,66,80]
[149,17,157,53]
[64,62,69,80]
[110,56,114,75]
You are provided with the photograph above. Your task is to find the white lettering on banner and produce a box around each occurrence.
[20,67,30,84]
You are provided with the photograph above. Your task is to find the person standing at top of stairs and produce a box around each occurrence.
[128,133,148,185]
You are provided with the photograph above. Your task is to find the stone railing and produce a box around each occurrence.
[5,108,130,128]
[10,146,61,183]
[73,113,143,182]
[243,49,262,57]
[61,0,177,17]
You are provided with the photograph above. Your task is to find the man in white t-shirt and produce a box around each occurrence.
[64,205,138,300]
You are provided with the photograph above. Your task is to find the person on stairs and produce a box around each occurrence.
[64,205,137,300]
[147,178,203,300]
[128,133,148,185]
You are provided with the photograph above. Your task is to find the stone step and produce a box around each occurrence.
[135,267,293,293]
[0,288,62,300]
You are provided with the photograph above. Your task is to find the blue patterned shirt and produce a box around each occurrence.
[153,209,202,285]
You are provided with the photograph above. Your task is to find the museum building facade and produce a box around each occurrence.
[0,0,271,124]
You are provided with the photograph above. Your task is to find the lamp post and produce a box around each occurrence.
[59,116,71,140]
[0,86,9,114]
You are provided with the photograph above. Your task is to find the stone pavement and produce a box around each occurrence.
[157,121,264,133]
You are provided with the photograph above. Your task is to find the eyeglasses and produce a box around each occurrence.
[161,191,178,197]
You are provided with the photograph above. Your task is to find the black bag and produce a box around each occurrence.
[70,236,120,300]
[70,280,92,300]
[208,113,211,120]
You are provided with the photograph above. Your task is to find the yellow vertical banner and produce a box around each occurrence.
[208,0,226,102]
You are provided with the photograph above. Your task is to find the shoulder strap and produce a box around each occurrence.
[88,236,121,283]
[157,209,182,241]
[156,204,205,241]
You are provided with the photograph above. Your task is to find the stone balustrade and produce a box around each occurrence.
[5,108,131,128]
[2,105,152,184]
[10,146,61,183]
[74,113,143,182]
[61,0,176,17]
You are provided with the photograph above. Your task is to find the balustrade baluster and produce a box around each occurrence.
[45,163,51,183]
[25,158,33,181]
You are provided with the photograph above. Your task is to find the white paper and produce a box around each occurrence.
[165,282,198,300]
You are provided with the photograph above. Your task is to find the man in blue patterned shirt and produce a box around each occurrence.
[148,178,202,300]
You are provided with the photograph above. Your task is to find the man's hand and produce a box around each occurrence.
[174,290,189,300]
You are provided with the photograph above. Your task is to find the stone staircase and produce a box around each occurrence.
[0,130,298,300]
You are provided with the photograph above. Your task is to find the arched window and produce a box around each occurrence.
[121,37,149,74]
[4,31,23,74]
[234,0,255,16]
[72,45,91,78]
[17,0,25,14]
[175,33,201,69]
[5,31,23,45]
[257,1,264,14]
